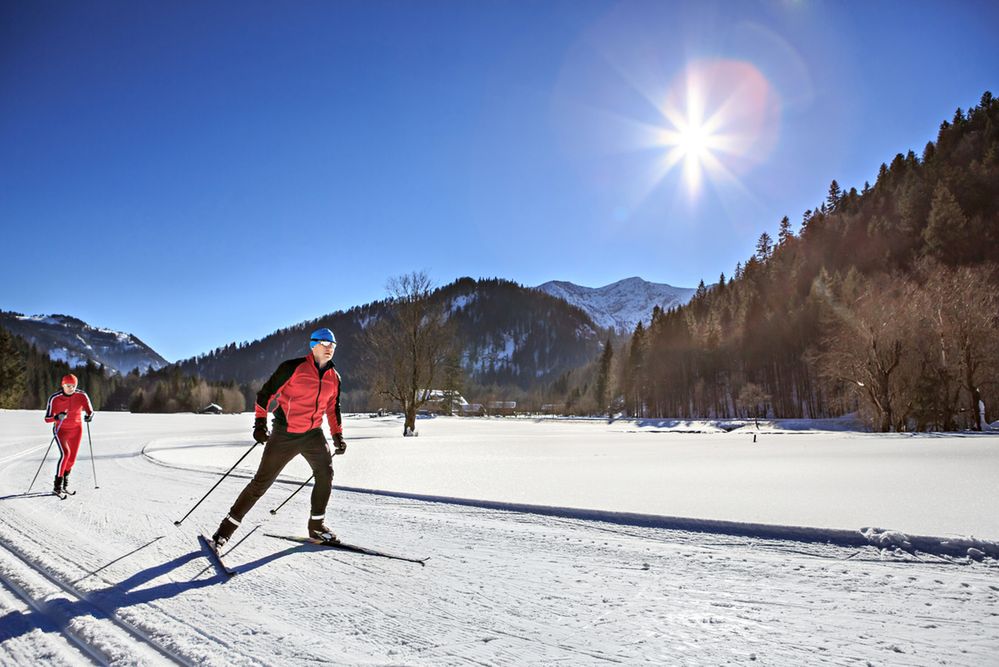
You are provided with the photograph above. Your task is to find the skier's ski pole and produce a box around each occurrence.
[269,475,314,515]
[268,450,339,516]
[85,421,99,489]
[173,441,261,526]
[27,434,57,494]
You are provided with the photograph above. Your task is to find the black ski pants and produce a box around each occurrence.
[227,426,333,522]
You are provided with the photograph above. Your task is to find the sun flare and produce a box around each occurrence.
[656,111,723,195]
[650,60,780,199]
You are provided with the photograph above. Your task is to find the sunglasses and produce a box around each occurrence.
[311,340,336,348]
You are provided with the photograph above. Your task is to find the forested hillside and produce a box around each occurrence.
[618,91,999,431]
[0,325,119,410]
[2,278,609,414]
[173,277,606,409]
[0,325,246,413]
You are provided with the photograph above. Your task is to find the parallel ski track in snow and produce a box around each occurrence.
[0,553,106,665]
[0,533,197,666]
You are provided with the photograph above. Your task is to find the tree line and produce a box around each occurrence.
[0,325,247,413]
[606,91,999,431]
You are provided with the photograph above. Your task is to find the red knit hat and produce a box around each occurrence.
[61,374,78,386]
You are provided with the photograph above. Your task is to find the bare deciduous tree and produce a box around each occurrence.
[811,262,999,432]
[915,261,999,429]
[812,273,914,432]
[364,271,459,436]
[737,382,770,427]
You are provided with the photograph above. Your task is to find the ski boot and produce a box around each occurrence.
[53,475,66,499]
[212,515,239,549]
[307,517,338,544]
[62,471,76,496]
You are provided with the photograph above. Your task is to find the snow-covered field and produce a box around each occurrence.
[0,410,996,665]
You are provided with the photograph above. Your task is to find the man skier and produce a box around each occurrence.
[212,327,346,547]
[44,374,94,497]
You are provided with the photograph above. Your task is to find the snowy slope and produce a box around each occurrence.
[0,411,996,665]
[535,277,696,333]
[0,313,168,374]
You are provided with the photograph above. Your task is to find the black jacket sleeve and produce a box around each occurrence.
[327,368,343,433]
[255,358,301,416]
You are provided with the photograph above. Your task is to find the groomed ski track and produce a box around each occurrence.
[144,442,999,561]
[0,412,996,665]
[0,532,196,666]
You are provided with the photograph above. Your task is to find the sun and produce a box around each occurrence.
[656,104,725,195]
[676,113,724,192]
[678,123,710,158]
[649,60,780,199]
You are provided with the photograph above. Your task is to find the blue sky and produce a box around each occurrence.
[2,0,997,361]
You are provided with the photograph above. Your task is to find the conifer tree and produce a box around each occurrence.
[922,141,935,163]
[923,182,970,262]
[755,232,773,261]
[0,326,27,408]
[594,338,614,417]
[777,216,793,245]
[826,180,842,211]
[624,323,647,417]
[877,163,889,186]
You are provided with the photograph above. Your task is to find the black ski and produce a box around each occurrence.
[198,534,237,577]
[264,533,427,566]
[53,490,67,500]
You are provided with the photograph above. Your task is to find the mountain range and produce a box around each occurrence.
[534,277,695,333]
[2,276,693,396]
[0,312,168,375]
[171,278,607,393]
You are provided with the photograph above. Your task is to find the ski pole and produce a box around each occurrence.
[173,441,261,526]
[269,475,313,515]
[27,434,57,494]
[268,450,340,515]
[86,420,99,489]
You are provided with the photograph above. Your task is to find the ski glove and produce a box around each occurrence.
[55,411,67,421]
[253,417,269,443]
[331,433,346,455]
[84,413,94,423]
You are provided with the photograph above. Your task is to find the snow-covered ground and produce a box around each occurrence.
[145,413,999,538]
[0,410,996,665]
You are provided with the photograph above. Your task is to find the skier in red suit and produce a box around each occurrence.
[44,373,94,496]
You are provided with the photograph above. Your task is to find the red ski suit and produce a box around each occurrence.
[44,391,94,476]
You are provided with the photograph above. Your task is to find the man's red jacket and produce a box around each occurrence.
[255,355,342,434]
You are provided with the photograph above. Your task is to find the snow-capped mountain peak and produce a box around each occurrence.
[534,277,695,334]
[0,311,168,374]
